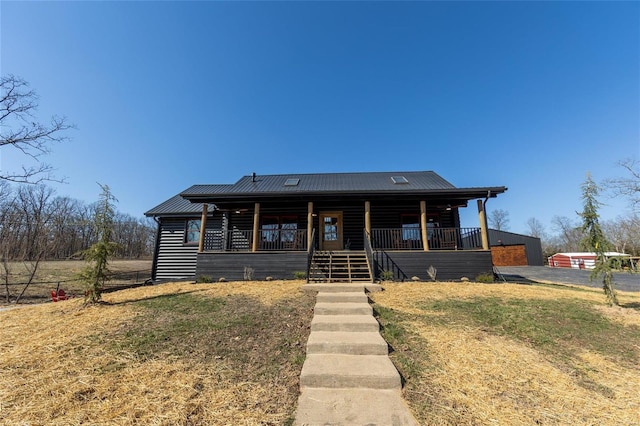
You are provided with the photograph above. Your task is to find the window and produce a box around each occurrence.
[185,219,201,244]
[391,176,409,184]
[262,217,280,242]
[261,216,298,242]
[281,217,298,242]
[401,215,420,241]
[427,219,440,239]
[284,178,300,186]
[323,216,338,241]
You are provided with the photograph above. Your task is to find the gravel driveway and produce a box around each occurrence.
[497,266,639,292]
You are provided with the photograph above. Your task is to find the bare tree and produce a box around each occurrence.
[605,158,640,211]
[489,209,510,231]
[526,217,546,239]
[1,75,73,184]
[551,215,584,252]
[0,185,56,302]
[603,215,640,256]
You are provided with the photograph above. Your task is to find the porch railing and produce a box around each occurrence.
[370,227,483,251]
[363,229,375,279]
[203,228,308,252]
[306,228,316,282]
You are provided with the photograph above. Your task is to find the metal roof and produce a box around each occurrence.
[180,171,507,201]
[180,171,454,196]
[144,194,208,217]
[148,171,507,214]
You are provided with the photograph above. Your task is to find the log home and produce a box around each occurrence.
[145,171,507,282]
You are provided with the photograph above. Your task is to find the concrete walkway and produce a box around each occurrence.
[294,283,418,426]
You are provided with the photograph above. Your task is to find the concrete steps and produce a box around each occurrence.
[300,354,401,388]
[306,331,389,355]
[311,315,380,332]
[295,388,418,426]
[294,283,418,425]
[314,302,373,316]
[316,291,369,303]
[303,282,383,293]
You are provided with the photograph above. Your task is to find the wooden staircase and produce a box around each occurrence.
[308,251,372,283]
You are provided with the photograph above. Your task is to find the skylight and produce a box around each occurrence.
[391,176,409,184]
[284,178,300,186]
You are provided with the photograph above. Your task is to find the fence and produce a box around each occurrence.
[204,229,308,251]
[1,268,152,304]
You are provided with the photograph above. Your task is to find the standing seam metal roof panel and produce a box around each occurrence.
[180,171,458,196]
[144,194,208,216]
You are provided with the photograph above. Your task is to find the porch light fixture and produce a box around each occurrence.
[446,204,452,211]
[391,176,409,184]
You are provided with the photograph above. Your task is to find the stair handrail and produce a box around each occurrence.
[363,229,376,281]
[306,228,316,283]
[367,229,408,282]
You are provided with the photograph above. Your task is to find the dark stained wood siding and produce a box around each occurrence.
[226,202,309,231]
[369,201,459,229]
[216,200,462,251]
[227,209,253,231]
[154,215,223,281]
[196,252,308,281]
[373,250,493,281]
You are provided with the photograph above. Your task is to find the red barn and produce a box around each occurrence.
[548,252,630,269]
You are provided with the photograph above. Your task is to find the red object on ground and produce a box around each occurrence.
[57,289,67,301]
[51,289,68,302]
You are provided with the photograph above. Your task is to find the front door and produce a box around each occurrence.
[319,211,343,251]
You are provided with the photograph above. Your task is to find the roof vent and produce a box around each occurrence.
[284,178,300,187]
[391,176,409,184]
[252,172,257,182]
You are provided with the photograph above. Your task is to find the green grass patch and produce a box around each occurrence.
[422,297,639,365]
[107,291,314,383]
[418,296,640,397]
[375,305,434,418]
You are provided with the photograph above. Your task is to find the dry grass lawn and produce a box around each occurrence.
[0,280,314,425]
[3,276,639,425]
[2,260,152,304]
[371,282,640,425]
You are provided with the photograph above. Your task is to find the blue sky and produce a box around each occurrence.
[1,1,638,234]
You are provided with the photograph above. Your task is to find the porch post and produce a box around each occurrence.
[307,201,313,249]
[364,201,371,236]
[252,202,260,252]
[420,200,429,251]
[198,204,208,253]
[478,199,489,250]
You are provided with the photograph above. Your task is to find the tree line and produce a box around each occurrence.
[0,182,155,263]
[489,159,640,260]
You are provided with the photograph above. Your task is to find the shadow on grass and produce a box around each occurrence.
[620,301,640,310]
[104,288,210,306]
[497,273,541,284]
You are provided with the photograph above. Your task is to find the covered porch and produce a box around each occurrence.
[196,198,491,253]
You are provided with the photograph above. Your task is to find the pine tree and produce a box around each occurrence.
[579,173,618,306]
[80,184,119,304]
